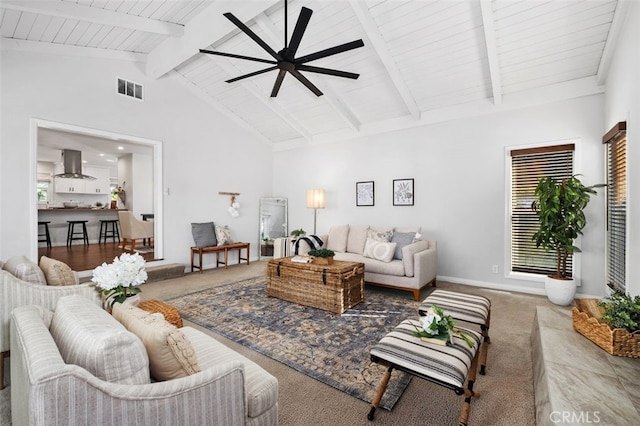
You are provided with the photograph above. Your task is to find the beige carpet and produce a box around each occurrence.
[2,261,553,425]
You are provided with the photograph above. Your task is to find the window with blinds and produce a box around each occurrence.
[604,122,627,292]
[510,144,574,276]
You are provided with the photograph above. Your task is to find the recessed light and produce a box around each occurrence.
[117,146,124,150]
[99,153,105,157]
[82,160,87,163]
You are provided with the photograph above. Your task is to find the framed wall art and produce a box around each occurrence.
[393,178,414,206]
[356,181,375,206]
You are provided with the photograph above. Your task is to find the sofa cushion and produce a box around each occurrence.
[39,256,78,286]
[394,226,421,234]
[326,225,349,253]
[367,227,393,242]
[335,252,405,276]
[346,225,369,254]
[112,303,201,381]
[50,295,150,385]
[3,255,46,285]
[191,222,217,247]
[215,224,233,246]
[181,326,279,419]
[391,232,417,260]
[363,238,397,263]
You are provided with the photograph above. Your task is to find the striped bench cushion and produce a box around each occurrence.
[419,289,490,326]
[370,319,481,389]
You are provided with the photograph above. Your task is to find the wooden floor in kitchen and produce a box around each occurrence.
[38,242,157,272]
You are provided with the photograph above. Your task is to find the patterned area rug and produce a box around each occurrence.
[168,277,420,410]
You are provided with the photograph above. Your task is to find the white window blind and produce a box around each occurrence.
[604,122,627,292]
[510,144,574,276]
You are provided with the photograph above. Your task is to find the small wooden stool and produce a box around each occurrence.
[99,219,120,244]
[419,289,491,375]
[66,220,89,246]
[138,299,183,328]
[368,319,482,425]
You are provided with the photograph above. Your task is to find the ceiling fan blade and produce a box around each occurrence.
[295,39,365,64]
[270,70,287,97]
[226,66,278,83]
[223,12,281,61]
[199,49,277,65]
[289,69,323,96]
[296,65,359,79]
[287,7,312,56]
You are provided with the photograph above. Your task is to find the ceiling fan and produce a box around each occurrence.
[199,0,364,97]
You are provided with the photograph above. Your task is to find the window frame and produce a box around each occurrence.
[603,122,627,292]
[504,139,583,285]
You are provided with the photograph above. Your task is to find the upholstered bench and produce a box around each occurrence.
[419,289,492,375]
[368,319,482,425]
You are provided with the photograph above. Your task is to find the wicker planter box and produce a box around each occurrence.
[267,257,364,314]
[572,299,640,358]
[311,256,333,265]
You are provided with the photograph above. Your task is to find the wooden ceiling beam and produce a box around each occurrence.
[480,0,503,105]
[350,0,420,121]
[1,0,183,37]
[146,0,279,79]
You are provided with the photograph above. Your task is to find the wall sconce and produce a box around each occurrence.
[219,192,240,217]
[306,188,325,234]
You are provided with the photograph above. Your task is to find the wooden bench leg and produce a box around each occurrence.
[367,365,393,421]
[458,343,481,426]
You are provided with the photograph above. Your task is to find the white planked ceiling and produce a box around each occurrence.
[1,0,624,150]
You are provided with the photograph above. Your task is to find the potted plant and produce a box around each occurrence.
[291,228,306,239]
[308,248,335,265]
[531,175,604,305]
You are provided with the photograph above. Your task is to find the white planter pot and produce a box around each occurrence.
[545,276,576,306]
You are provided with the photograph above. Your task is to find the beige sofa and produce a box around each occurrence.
[10,295,278,425]
[294,225,437,300]
[0,256,101,389]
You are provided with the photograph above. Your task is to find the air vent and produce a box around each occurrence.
[117,77,143,100]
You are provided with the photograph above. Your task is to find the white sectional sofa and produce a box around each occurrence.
[294,225,437,300]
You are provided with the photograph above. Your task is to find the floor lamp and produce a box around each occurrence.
[306,189,325,235]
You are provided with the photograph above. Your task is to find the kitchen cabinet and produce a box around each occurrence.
[83,166,110,194]
[54,166,110,194]
[55,177,85,193]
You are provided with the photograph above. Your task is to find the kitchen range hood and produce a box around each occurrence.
[54,149,96,180]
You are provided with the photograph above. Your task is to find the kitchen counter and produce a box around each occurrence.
[39,209,125,246]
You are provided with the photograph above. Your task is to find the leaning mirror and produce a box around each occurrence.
[259,197,288,259]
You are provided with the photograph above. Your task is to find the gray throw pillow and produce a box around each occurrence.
[191,222,217,247]
[391,232,416,260]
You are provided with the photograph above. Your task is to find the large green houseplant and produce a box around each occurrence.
[531,175,604,305]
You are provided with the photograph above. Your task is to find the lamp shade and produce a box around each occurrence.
[306,189,326,209]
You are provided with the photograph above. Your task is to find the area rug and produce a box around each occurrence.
[168,277,420,410]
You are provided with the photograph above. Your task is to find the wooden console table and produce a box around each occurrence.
[190,242,250,273]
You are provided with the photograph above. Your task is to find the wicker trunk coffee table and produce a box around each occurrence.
[266,257,365,314]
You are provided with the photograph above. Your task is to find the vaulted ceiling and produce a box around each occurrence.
[1,0,626,150]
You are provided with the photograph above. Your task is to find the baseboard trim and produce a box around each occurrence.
[437,275,547,296]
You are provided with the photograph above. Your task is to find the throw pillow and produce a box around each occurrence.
[367,228,393,242]
[50,295,150,385]
[2,255,46,284]
[346,225,369,254]
[363,238,397,263]
[112,303,201,381]
[191,222,217,247]
[215,224,233,246]
[39,256,78,286]
[391,232,417,260]
[326,225,349,253]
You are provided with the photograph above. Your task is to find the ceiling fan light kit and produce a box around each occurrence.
[199,0,364,97]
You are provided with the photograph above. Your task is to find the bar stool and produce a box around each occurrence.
[99,219,120,244]
[66,220,89,246]
[38,221,52,248]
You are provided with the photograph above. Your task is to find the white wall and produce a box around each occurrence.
[274,95,607,297]
[603,1,640,296]
[0,50,274,265]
